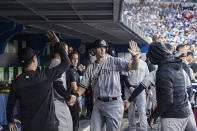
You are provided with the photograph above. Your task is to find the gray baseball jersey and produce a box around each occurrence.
[141,70,156,89]
[127,59,149,86]
[49,58,67,90]
[79,55,129,98]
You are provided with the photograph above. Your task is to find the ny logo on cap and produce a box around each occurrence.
[101,40,106,45]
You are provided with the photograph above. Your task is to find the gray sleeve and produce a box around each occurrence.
[79,64,92,89]
[114,57,129,72]
[49,59,63,82]
[141,70,156,89]
[189,68,195,81]
[49,59,60,69]
[145,62,149,76]
[183,70,192,88]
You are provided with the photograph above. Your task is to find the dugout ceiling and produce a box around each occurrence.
[0,0,148,44]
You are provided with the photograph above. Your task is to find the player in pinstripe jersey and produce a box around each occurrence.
[70,39,140,131]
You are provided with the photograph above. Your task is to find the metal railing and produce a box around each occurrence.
[120,12,151,43]
[124,0,140,4]
[145,1,197,6]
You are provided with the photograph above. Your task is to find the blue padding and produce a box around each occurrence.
[0,93,9,125]
[138,44,150,53]
[0,24,25,54]
[0,22,16,36]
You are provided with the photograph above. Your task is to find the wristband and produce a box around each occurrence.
[132,54,139,58]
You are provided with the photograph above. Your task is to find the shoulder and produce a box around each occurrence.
[191,62,197,67]
[148,70,156,77]
[69,67,76,74]
[113,56,129,64]
[140,59,148,66]
[140,59,146,63]
[86,63,94,70]
[156,65,173,78]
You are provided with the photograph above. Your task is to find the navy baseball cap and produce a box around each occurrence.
[18,47,39,64]
[187,51,194,56]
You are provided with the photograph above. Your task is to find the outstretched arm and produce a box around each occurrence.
[45,31,71,81]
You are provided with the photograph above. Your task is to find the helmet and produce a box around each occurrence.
[93,39,108,48]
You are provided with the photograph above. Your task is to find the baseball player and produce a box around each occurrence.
[124,42,196,131]
[70,39,140,131]
[124,53,149,131]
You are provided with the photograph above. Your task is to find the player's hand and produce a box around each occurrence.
[8,119,21,131]
[128,40,140,57]
[147,116,154,128]
[68,95,77,106]
[78,64,85,72]
[148,89,153,98]
[46,31,60,46]
[130,87,135,92]
[123,100,131,111]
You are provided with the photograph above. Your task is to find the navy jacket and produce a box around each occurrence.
[152,57,190,119]
[147,41,190,119]
[6,43,70,131]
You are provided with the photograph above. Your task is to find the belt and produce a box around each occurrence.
[97,97,117,102]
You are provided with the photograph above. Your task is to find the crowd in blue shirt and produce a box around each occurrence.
[124,2,197,46]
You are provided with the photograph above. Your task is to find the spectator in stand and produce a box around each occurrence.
[152,34,158,42]
[123,2,197,45]
[175,44,188,58]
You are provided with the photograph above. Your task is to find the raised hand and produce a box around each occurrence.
[46,31,60,46]
[128,40,140,57]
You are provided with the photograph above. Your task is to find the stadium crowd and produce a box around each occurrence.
[124,2,197,46]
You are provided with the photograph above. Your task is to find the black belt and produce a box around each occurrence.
[97,97,117,102]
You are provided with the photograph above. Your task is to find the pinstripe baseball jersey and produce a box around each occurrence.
[79,55,129,98]
[127,59,149,86]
